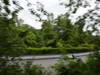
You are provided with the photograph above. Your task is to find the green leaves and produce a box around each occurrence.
[54,52,100,75]
[3,0,10,5]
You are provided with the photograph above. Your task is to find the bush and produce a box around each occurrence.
[0,57,48,75]
[22,47,61,55]
[20,46,96,55]
[23,61,49,75]
[53,55,86,75]
[54,52,100,75]
[64,46,95,53]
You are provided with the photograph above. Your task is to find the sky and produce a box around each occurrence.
[15,0,97,29]
[17,0,66,29]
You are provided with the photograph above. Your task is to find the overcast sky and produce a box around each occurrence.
[17,0,66,29]
[16,0,96,29]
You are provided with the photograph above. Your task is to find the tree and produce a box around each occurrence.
[60,0,100,35]
[0,0,25,56]
[0,15,24,56]
[54,52,100,75]
[55,15,75,46]
[41,20,57,47]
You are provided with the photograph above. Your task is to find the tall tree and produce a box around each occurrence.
[55,15,74,44]
[0,0,24,56]
[60,0,100,35]
[41,20,57,47]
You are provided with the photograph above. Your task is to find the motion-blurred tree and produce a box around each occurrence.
[0,0,24,56]
[60,0,100,35]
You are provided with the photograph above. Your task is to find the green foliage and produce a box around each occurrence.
[86,52,100,75]
[3,0,10,5]
[54,52,100,75]
[0,0,25,56]
[0,12,99,55]
[0,17,23,56]
[0,57,48,75]
[41,20,57,47]
[22,47,61,55]
[20,47,96,55]
[0,57,22,75]
[0,0,100,55]
[55,16,74,43]
[23,61,48,75]
[54,59,86,75]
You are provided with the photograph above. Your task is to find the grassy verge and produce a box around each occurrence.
[20,46,96,55]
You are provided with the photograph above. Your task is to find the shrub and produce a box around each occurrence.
[23,61,49,75]
[22,47,61,55]
[53,55,86,75]
[59,46,95,54]
[54,52,100,75]
[0,57,48,75]
[20,46,96,55]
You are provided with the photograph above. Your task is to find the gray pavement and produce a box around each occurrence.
[18,51,93,60]
[11,51,95,68]
[8,51,97,75]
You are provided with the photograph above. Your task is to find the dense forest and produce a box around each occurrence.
[0,0,100,56]
[0,0,100,75]
[1,14,100,55]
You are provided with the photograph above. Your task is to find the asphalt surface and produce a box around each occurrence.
[8,51,97,75]
[11,51,95,67]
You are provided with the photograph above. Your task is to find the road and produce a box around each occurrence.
[12,51,95,68]
[8,51,97,75]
